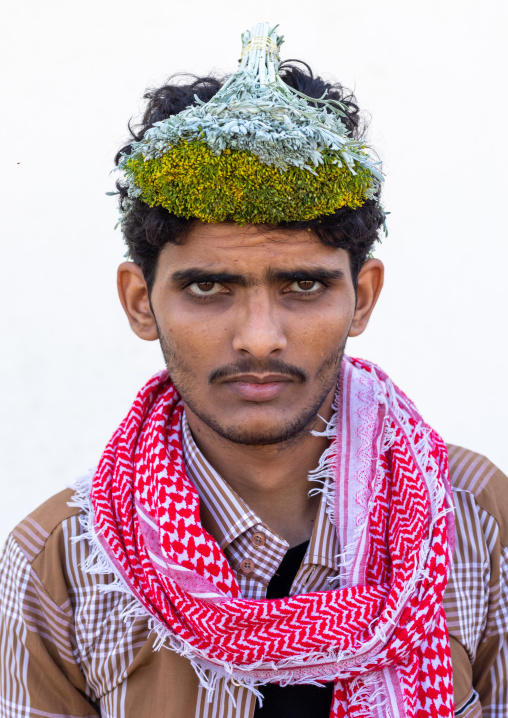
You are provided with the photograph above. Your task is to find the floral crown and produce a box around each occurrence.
[117,22,383,225]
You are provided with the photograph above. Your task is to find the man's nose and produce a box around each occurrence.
[231,291,287,358]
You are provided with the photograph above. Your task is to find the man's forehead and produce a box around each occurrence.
[157,229,351,284]
[160,222,349,265]
[183,221,318,245]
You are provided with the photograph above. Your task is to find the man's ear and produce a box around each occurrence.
[117,262,159,341]
[349,258,384,337]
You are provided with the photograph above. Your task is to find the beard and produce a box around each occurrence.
[157,330,346,447]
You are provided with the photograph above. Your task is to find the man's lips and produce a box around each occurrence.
[220,373,295,401]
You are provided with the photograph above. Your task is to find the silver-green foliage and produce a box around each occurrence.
[119,22,383,197]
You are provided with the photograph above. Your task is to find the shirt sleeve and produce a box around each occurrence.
[446,446,508,717]
[471,542,508,716]
[0,534,100,718]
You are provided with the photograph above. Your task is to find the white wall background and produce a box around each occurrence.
[1,0,507,545]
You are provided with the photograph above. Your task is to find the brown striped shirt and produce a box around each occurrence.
[182,413,341,717]
[0,439,507,718]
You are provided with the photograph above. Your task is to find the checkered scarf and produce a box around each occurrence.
[90,357,455,717]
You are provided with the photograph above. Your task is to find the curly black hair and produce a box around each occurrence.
[115,61,385,292]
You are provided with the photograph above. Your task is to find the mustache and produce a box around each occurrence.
[209,359,308,384]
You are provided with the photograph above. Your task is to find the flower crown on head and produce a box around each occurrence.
[117,22,383,225]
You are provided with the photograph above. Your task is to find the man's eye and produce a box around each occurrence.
[288,279,323,293]
[188,281,224,296]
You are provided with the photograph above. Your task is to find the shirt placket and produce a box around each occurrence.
[225,522,289,599]
[289,486,341,596]
[182,412,340,718]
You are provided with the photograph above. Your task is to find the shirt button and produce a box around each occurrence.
[240,559,255,575]
[252,532,266,548]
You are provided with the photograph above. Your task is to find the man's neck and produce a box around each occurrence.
[184,397,335,547]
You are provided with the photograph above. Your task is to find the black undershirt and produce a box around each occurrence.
[253,540,334,718]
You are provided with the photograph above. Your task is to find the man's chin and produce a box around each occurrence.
[202,425,310,447]
[186,406,322,447]
[179,360,343,448]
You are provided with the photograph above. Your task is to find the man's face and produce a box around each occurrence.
[147,223,358,446]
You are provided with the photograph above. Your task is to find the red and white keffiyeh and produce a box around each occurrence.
[82,356,455,717]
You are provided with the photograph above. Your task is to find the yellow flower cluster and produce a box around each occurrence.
[124,141,373,224]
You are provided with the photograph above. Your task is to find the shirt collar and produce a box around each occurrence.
[181,411,340,569]
[182,412,261,549]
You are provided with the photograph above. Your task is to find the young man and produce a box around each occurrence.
[1,23,507,718]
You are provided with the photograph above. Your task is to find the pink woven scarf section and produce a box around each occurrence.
[90,357,455,717]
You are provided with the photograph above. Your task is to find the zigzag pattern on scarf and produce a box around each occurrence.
[86,357,455,717]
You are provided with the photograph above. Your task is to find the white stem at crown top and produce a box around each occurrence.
[240,22,280,86]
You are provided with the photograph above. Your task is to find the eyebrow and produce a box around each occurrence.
[171,269,249,286]
[268,268,345,283]
[170,267,346,286]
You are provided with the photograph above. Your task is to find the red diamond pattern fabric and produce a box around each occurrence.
[90,357,455,717]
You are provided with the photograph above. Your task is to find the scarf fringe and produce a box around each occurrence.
[69,472,336,700]
[350,673,391,717]
[309,391,341,526]
[69,470,148,612]
[69,474,395,699]
[311,370,453,650]
[67,360,454,710]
